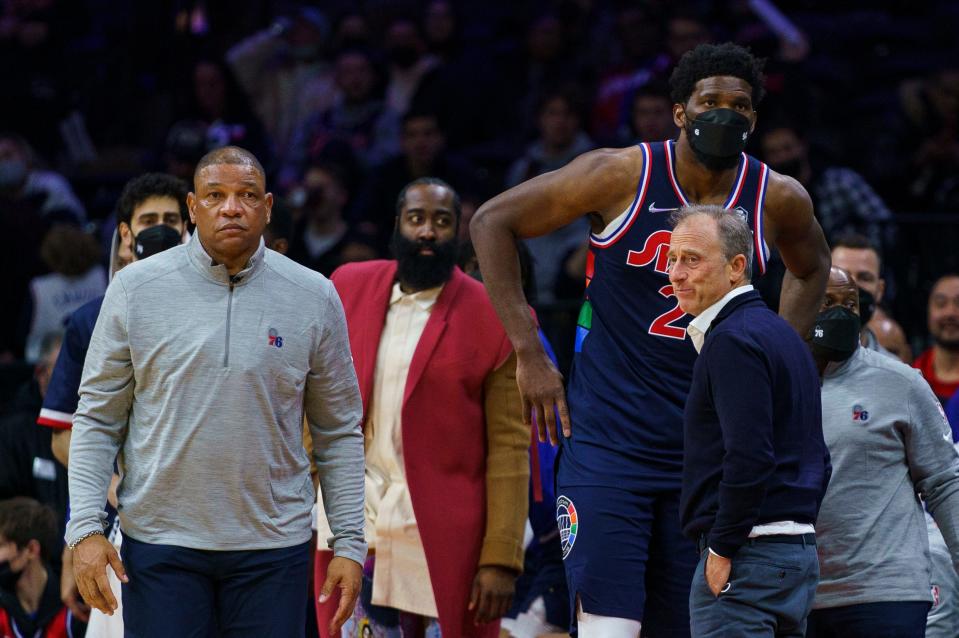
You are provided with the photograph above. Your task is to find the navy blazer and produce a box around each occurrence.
[679,290,831,557]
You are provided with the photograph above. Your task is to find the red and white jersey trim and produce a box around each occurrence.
[590,143,652,248]
[37,407,73,430]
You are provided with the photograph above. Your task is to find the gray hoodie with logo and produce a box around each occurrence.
[815,345,959,608]
[66,234,366,562]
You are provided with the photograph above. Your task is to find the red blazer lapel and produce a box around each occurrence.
[338,262,396,420]
[403,268,464,403]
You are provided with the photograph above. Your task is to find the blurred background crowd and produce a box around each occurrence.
[1,0,958,399]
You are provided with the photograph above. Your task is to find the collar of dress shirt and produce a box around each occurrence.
[390,281,444,310]
[686,284,754,353]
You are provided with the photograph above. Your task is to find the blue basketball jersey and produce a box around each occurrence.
[560,139,771,489]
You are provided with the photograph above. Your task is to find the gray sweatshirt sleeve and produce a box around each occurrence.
[305,284,367,565]
[906,373,959,573]
[65,277,133,545]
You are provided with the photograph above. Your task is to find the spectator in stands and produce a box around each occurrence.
[898,67,959,212]
[383,16,438,117]
[227,6,335,165]
[23,226,105,363]
[0,334,67,544]
[620,81,677,145]
[315,178,527,637]
[507,88,594,304]
[759,124,895,253]
[0,133,86,223]
[593,9,712,143]
[281,47,400,184]
[0,497,86,637]
[422,1,457,63]
[914,274,959,407]
[287,162,375,276]
[590,5,671,142]
[810,266,959,637]
[357,111,475,254]
[831,232,911,362]
[167,58,270,167]
[492,11,591,148]
[330,11,370,51]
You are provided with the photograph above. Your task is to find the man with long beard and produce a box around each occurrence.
[313,177,529,637]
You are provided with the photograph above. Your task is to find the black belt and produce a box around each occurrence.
[698,533,816,553]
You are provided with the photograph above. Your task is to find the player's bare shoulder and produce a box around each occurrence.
[567,145,646,224]
[761,166,815,240]
[764,168,813,219]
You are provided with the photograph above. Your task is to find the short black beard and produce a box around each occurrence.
[935,334,959,352]
[390,231,459,291]
[685,122,742,171]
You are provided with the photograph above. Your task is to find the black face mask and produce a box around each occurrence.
[809,306,861,362]
[771,157,803,179]
[390,229,459,291]
[133,224,181,260]
[685,108,751,170]
[0,559,21,590]
[857,286,876,325]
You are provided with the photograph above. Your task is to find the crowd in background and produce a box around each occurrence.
[2,1,959,636]
[0,0,958,377]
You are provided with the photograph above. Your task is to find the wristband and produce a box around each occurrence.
[68,529,105,550]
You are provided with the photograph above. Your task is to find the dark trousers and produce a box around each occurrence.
[689,538,818,637]
[121,534,311,638]
[806,601,931,638]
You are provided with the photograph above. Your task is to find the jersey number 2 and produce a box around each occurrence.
[649,285,687,340]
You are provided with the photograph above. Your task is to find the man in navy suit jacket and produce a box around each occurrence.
[668,204,830,637]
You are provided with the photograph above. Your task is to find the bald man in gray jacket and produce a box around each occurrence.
[66,147,366,638]
[808,267,959,638]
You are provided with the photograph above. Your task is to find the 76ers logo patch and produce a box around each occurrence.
[556,495,579,559]
[852,404,869,422]
[268,328,283,348]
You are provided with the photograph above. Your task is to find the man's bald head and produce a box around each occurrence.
[822,266,859,316]
[828,266,855,289]
[194,146,265,188]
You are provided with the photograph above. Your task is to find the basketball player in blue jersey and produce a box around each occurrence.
[471,43,830,637]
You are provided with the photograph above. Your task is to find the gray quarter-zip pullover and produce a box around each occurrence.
[66,233,366,562]
[815,346,959,608]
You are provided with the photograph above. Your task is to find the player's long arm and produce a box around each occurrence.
[766,172,831,337]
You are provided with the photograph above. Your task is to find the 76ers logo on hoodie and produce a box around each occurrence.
[268,328,283,348]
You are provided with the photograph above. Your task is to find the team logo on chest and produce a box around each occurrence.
[852,404,869,422]
[267,327,284,348]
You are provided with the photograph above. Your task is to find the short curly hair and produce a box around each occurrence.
[669,42,766,107]
[117,173,189,228]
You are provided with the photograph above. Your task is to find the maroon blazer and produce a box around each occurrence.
[330,260,511,638]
